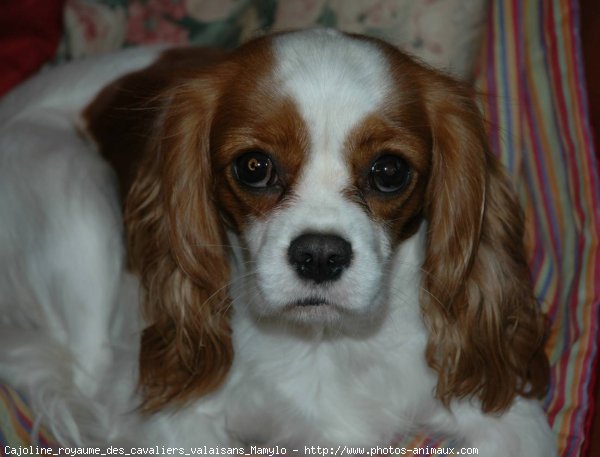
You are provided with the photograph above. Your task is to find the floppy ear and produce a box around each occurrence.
[125,80,233,412]
[420,74,549,412]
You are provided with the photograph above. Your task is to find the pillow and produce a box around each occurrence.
[58,0,488,80]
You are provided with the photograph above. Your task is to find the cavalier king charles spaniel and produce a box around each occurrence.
[0,29,555,455]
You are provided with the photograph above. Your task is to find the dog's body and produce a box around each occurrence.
[0,30,555,454]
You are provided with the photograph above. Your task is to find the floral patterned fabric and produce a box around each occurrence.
[59,0,489,80]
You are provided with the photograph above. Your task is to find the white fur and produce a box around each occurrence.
[0,30,555,455]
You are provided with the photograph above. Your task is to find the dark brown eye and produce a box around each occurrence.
[234,151,277,188]
[369,154,411,193]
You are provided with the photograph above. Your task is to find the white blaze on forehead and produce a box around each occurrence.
[272,29,391,192]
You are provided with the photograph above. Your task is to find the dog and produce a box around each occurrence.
[0,29,555,455]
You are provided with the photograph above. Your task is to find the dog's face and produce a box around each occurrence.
[211,31,429,325]
[96,29,547,414]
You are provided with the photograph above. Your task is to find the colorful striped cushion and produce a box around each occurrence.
[0,385,57,448]
[477,1,600,455]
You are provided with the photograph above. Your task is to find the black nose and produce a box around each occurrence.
[288,233,353,284]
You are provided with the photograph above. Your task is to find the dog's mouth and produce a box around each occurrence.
[279,296,343,324]
[292,296,331,307]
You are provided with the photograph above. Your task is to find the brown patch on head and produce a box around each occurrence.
[345,110,431,243]
[84,46,231,201]
[210,92,309,230]
[206,37,310,231]
[85,39,311,233]
[341,38,437,243]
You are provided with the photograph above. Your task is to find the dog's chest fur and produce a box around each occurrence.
[212,234,433,447]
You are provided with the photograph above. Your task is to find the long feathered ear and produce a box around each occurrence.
[420,74,549,413]
[125,80,233,412]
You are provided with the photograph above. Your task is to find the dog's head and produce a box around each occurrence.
[89,29,548,414]
[216,31,429,327]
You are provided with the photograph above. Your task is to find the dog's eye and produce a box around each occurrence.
[370,155,411,193]
[234,151,277,188]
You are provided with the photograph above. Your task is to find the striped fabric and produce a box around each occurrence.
[0,385,57,449]
[476,0,600,456]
